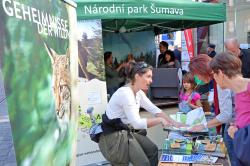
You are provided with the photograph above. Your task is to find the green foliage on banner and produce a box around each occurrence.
[78,106,102,129]
[78,20,105,80]
[79,114,102,129]
[1,0,75,165]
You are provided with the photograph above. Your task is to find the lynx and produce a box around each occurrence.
[44,43,71,120]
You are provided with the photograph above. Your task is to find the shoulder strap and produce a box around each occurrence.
[188,92,196,100]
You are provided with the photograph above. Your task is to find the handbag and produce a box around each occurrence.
[89,123,103,143]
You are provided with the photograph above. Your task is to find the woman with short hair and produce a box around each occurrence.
[189,53,250,166]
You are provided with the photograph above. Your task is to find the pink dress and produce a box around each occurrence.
[180,92,201,106]
[235,82,250,128]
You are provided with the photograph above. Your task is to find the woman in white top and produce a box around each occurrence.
[98,62,182,166]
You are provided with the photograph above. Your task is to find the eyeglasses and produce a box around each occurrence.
[135,63,149,73]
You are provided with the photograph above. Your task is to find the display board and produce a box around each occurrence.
[0,0,78,165]
[76,19,107,166]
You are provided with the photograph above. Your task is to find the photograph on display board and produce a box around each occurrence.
[0,0,78,165]
[78,20,105,81]
[161,32,176,47]
[103,31,157,67]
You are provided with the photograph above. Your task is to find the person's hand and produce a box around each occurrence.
[119,62,125,68]
[168,61,175,66]
[160,118,171,128]
[124,62,129,67]
[228,124,238,139]
[122,62,127,67]
[172,121,188,128]
[190,124,205,132]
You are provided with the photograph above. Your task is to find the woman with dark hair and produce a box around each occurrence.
[157,41,169,66]
[104,51,126,96]
[98,62,183,166]
[158,50,181,68]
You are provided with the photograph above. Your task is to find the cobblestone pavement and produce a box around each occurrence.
[0,72,17,166]
[0,114,17,166]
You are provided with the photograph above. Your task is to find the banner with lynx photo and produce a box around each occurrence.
[76,19,107,165]
[0,0,78,165]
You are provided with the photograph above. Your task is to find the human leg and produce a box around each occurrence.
[127,134,150,166]
[224,124,236,166]
[132,133,158,166]
[98,131,129,166]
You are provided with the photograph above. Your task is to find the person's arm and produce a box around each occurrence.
[207,118,222,128]
[121,90,169,129]
[147,117,170,128]
[188,93,202,109]
[228,124,238,139]
[155,112,186,127]
[189,99,202,109]
[216,86,233,123]
[115,63,125,72]
[139,91,184,127]
[191,87,233,132]
[105,65,119,78]
[174,60,181,69]
[190,117,222,131]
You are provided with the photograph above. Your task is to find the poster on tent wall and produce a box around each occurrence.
[184,29,194,59]
[0,0,78,165]
[76,20,107,165]
[181,31,190,72]
[161,32,176,49]
[103,31,156,67]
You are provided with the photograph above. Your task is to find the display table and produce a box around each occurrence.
[158,129,230,166]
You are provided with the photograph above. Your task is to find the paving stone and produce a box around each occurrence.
[0,111,17,165]
[3,162,17,166]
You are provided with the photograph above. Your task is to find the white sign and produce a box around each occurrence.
[87,92,102,104]
[160,154,218,164]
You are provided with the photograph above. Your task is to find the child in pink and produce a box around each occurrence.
[179,72,202,113]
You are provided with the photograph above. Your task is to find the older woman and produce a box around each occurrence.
[210,52,250,166]
[98,62,181,166]
[209,52,250,130]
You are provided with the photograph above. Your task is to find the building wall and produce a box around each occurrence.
[210,0,250,51]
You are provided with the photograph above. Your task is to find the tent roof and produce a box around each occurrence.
[75,0,226,33]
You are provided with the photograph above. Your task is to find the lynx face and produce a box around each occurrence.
[44,43,71,120]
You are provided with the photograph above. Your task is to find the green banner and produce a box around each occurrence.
[76,0,226,21]
[0,0,78,165]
